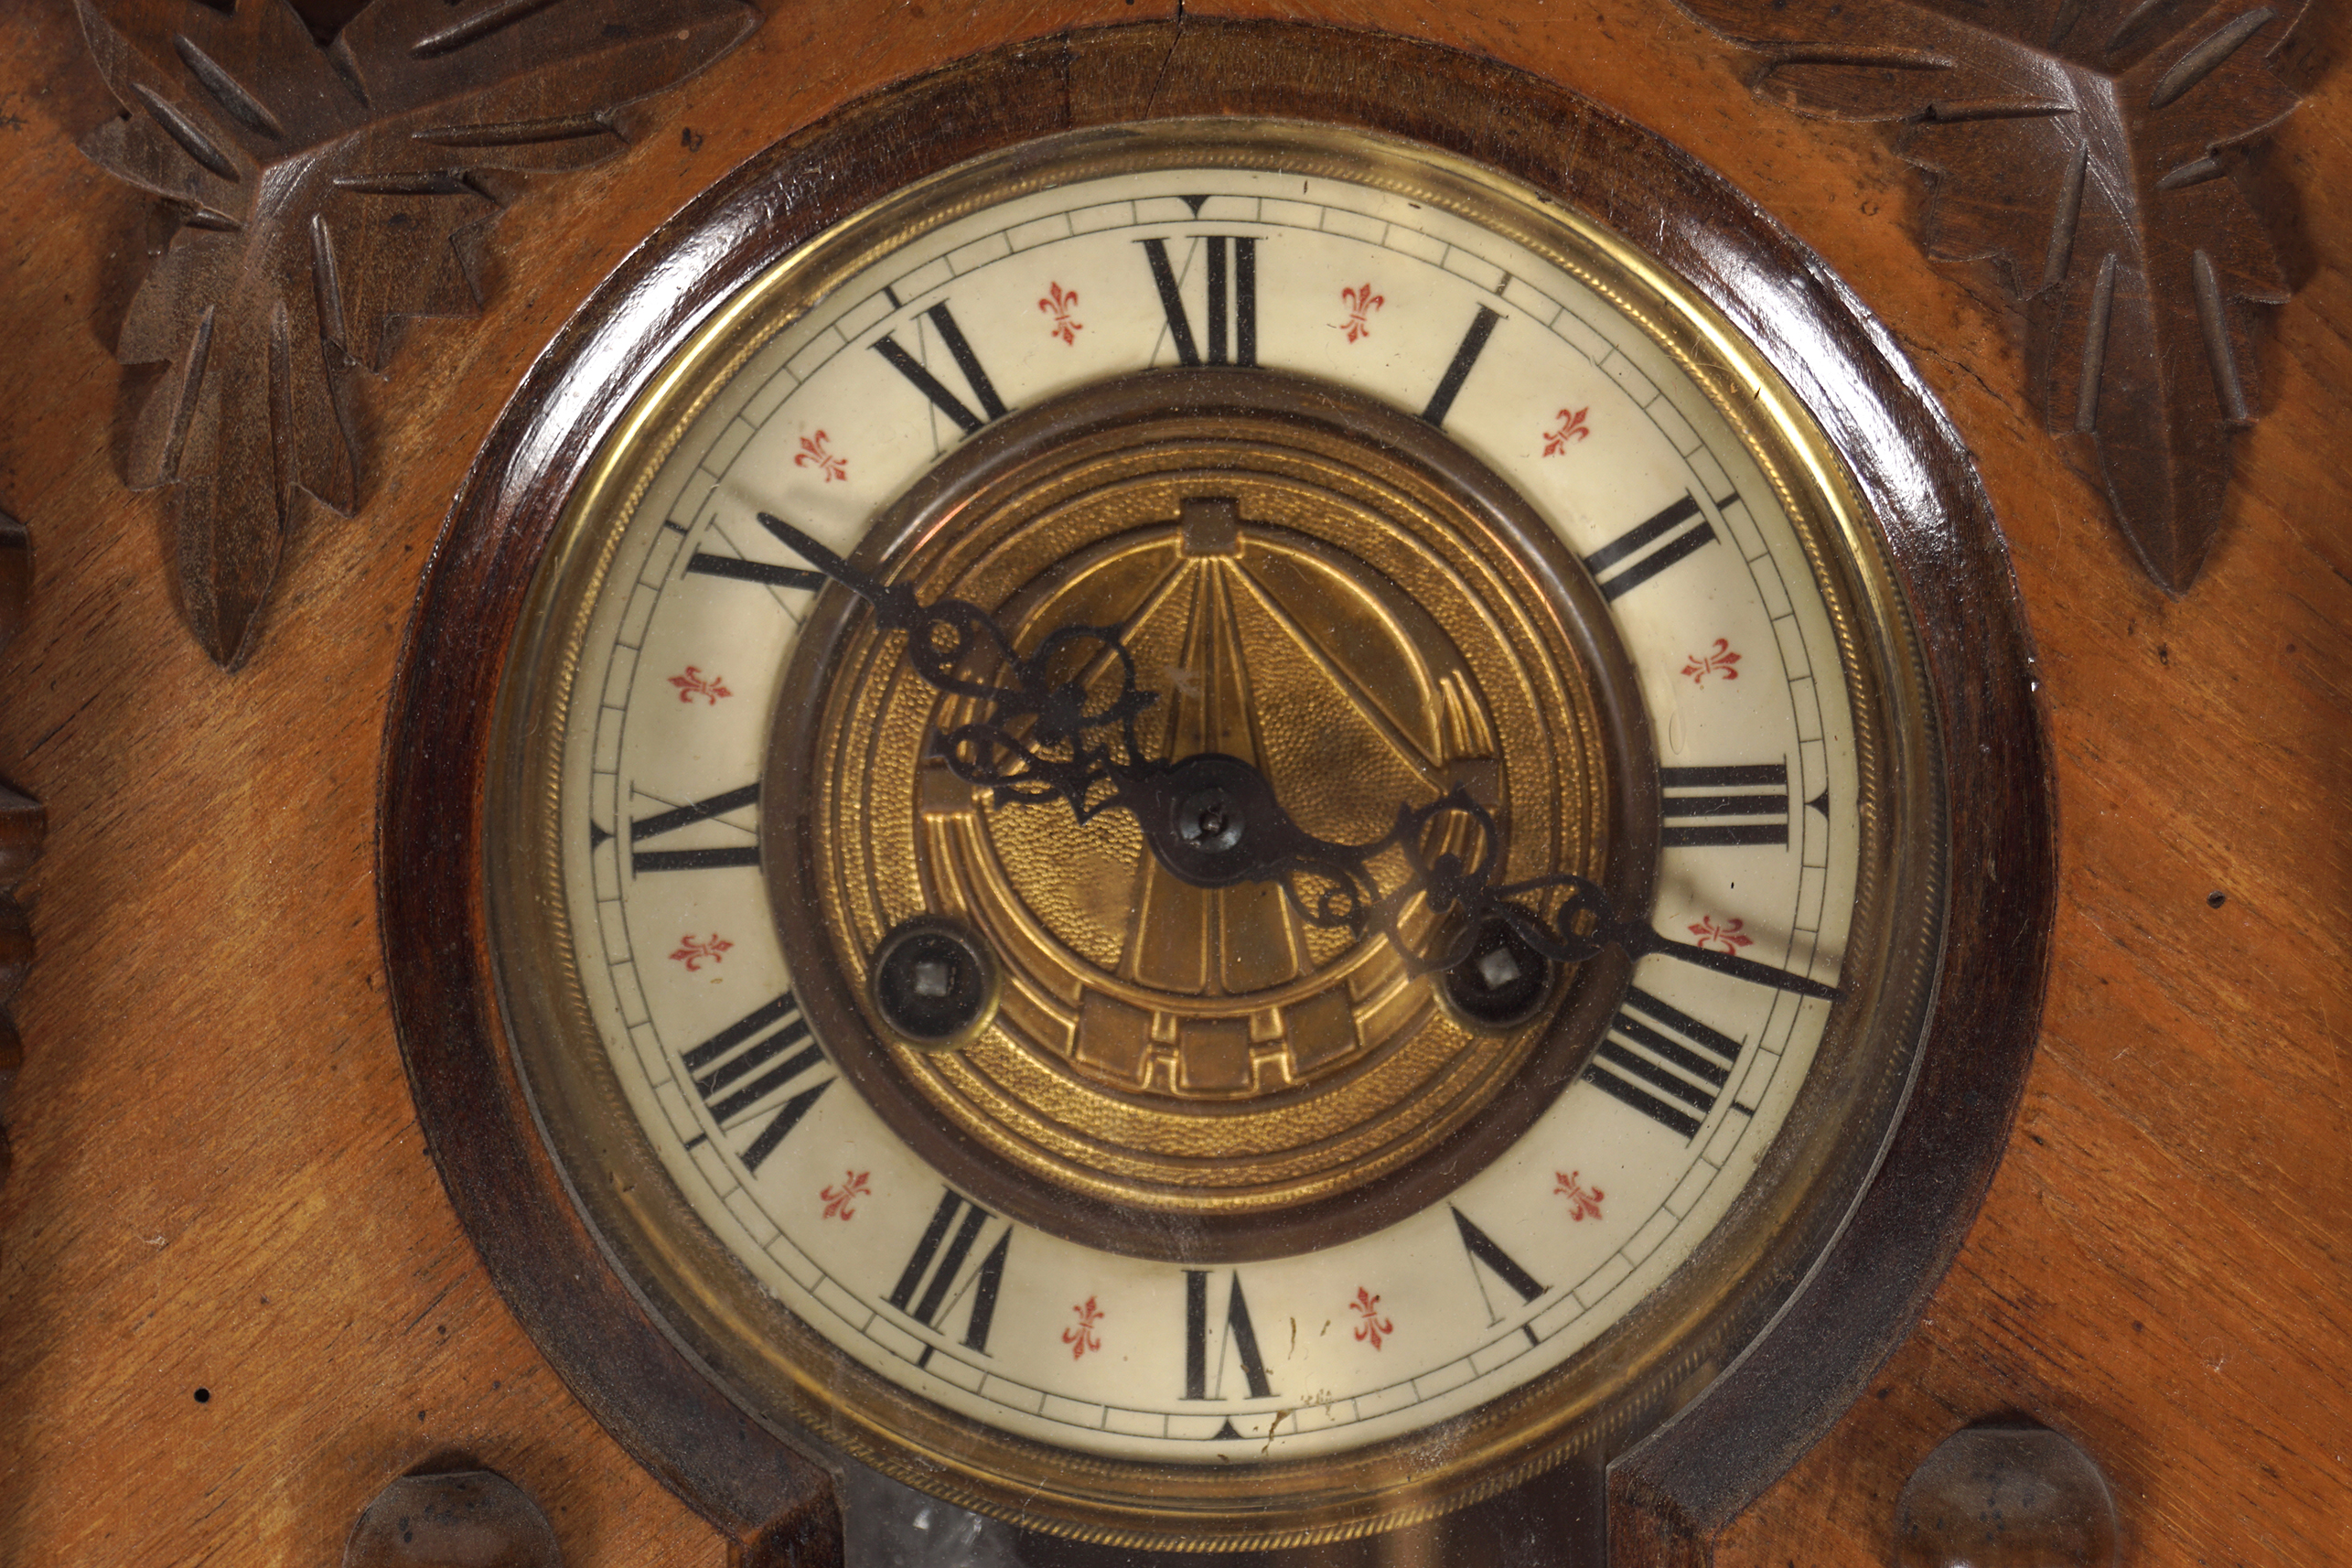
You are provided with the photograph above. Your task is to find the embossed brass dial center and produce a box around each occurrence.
[769,371,1654,1259]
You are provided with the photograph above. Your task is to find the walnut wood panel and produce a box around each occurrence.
[0,3,2341,1568]
[1667,0,2310,596]
[79,0,758,671]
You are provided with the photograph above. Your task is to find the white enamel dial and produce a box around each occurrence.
[533,145,1876,1473]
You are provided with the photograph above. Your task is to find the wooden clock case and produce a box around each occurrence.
[0,1,2343,1565]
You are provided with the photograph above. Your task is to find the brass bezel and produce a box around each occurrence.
[484,119,1948,1550]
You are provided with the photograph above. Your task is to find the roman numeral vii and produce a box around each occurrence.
[886,1190,1012,1359]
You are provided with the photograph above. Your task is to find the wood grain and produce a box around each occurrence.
[1666,0,2309,595]
[0,1,2342,1566]
[78,0,757,669]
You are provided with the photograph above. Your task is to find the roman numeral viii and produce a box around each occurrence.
[1139,236,1258,367]
[1183,1270,1274,1401]
[680,991,832,1174]
[872,302,1007,435]
[1660,763,1789,849]
[629,782,760,873]
[1583,495,1718,600]
[1581,986,1745,1140]
[886,1190,1012,1360]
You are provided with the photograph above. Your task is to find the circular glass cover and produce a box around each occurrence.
[486,120,1945,1548]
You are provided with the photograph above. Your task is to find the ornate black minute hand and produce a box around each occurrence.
[757,510,1840,1004]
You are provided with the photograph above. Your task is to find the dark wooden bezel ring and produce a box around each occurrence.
[379,19,2054,1567]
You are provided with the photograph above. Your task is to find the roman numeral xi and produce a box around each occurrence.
[873,302,1007,435]
[629,782,760,873]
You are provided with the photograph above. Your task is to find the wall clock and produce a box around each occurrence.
[384,21,2043,1563]
[0,2,2344,1566]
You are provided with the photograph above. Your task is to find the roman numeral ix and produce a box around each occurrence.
[1139,236,1258,367]
[873,302,1007,435]
[629,782,761,873]
[886,1190,1012,1359]
[1660,763,1789,849]
[681,991,832,1174]
[1582,985,1745,1140]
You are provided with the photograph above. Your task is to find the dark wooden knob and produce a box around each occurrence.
[1896,1424,2120,1568]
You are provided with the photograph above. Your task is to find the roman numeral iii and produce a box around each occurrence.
[1139,236,1258,367]
[1660,763,1790,849]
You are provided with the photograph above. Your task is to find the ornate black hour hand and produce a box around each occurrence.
[756,511,1158,820]
[755,508,1840,1007]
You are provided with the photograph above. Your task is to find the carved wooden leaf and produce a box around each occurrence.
[1672,0,2306,590]
[80,0,757,668]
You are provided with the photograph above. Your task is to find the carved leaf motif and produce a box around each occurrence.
[1671,0,2306,590]
[79,0,757,667]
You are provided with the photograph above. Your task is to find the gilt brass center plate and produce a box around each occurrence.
[770,371,1655,1259]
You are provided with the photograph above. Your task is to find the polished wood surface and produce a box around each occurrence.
[0,2,2341,1564]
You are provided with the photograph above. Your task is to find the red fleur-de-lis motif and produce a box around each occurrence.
[670,933,733,972]
[1688,915,1753,954]
[1348,1285,1394,1350]
[1542,407,1592,456]
[1554,1170,1606,1222]
[794,430,848,484]
[1039,281,1083,346]
[1681,639,1742,686]
[1062,1295,1106,1359]
[668,665,731,704]
[820,1169,871,1221]
[1333,283,1384,343]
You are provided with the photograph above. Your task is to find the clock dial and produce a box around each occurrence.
[475,121,1946,1542]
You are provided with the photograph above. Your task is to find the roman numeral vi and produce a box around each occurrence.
[1182,1270,1274,1401]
